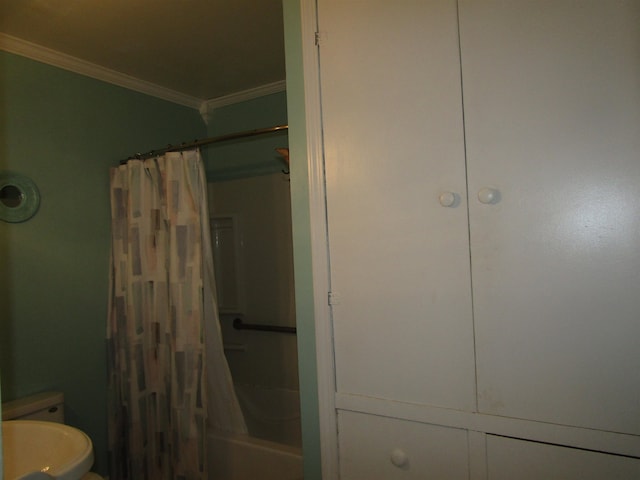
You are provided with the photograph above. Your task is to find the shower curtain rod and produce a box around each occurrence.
[120,124,288,164]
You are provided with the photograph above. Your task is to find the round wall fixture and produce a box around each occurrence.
[0,172,41,223]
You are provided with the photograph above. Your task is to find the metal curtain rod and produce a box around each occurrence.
[121,124,288,164]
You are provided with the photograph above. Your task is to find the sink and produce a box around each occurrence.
[2,420,94,480]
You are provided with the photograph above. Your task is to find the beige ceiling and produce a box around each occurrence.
[0,0,286,102]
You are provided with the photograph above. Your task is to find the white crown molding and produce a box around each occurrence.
[1,33,287,119]
[200,80,287,122]
[0,33,203,109]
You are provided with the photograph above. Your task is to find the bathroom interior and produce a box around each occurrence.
[0,2,311,479]
[4,1,640,479]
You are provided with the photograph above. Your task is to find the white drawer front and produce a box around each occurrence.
[487,435,640,480]
[338,410,469,479]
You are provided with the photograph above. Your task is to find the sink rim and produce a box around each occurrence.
[2,419,94,480]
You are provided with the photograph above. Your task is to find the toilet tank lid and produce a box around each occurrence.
[1,391,64,420]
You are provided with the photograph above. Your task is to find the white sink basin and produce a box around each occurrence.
[2,420,94,480]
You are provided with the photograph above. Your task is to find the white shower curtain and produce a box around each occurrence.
[107,149,246,480]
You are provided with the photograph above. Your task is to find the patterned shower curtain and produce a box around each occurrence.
[107,149,246,480]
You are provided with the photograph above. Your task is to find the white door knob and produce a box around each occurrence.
[390,448,409,468]
[439,191,459,207]
[477,187,500,204]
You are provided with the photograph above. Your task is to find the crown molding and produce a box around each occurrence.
[0,33,203,109]
[199,80,286,124]
[1,33,287,117]
[201,81,287,120]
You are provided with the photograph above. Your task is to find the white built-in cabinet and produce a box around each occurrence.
[486,436,640,480]
[314,0,640,477]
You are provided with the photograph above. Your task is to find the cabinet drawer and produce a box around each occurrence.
[338,410,468,479]
[487,435,640,480]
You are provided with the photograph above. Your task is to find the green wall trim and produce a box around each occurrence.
[283,1,323,479]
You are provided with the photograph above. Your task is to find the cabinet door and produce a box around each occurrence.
[487,435,640,480]
[338,411,469,480]
[460,0,640,434]
[319,0,475,410]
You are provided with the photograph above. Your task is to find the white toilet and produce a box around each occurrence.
[2,391,104,480]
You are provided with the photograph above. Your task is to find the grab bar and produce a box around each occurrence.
[233,318,297,335]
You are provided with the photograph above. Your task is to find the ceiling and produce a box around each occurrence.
[0,0,286,104]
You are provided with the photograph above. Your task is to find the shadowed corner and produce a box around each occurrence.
[0,48,5,480]
[0,50,16,402]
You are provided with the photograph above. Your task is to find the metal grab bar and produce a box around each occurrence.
[232,318,296,335]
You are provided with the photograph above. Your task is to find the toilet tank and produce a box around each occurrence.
[1,391,65,423]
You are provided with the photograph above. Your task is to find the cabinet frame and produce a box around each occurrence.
[296,0,640,477]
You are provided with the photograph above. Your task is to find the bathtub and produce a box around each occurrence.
[208,430,303,480]
[205,384,302,479]
[234,383,302,448]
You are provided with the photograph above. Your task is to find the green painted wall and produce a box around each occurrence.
[204,92,289,181]
[283,1,323,479]
[0,51,205,475]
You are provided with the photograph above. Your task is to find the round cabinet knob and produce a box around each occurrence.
[439,191,459,207]
[477,187,501,204]
[390,448,409,468]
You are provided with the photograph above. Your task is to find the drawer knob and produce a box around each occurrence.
[390,448,409,468]
[478,187,501,204]
[439,191,459,207]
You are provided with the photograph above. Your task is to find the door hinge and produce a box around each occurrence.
[315,31,326,46]
[328,291,341,305]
